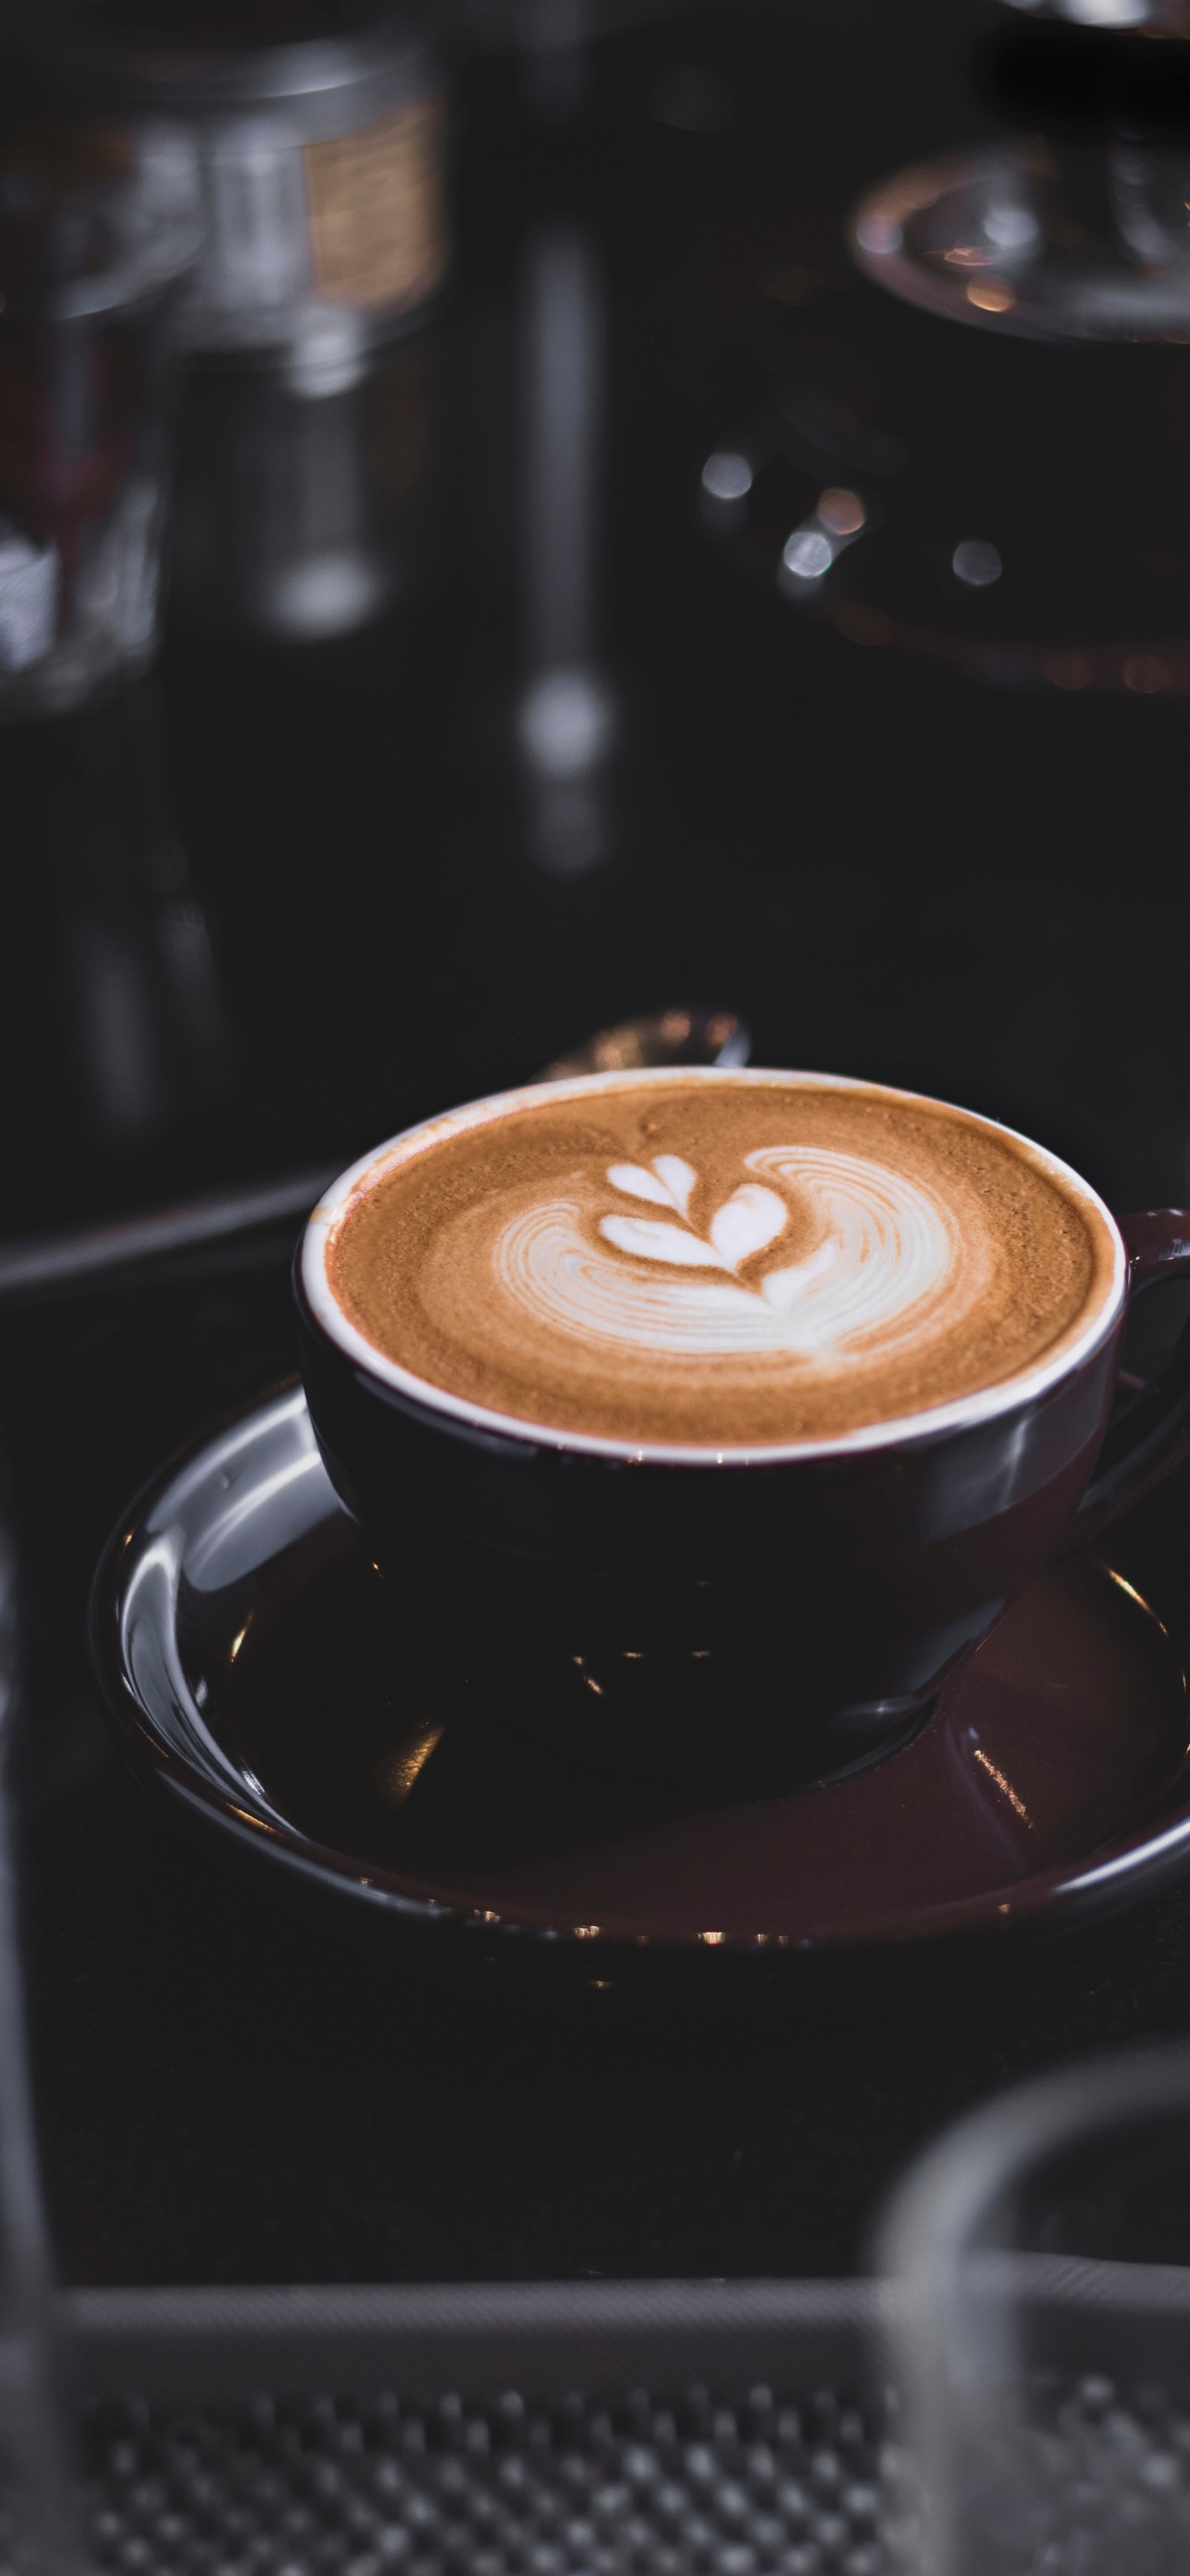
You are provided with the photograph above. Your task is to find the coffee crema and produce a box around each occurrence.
[322,1074,1119,1448]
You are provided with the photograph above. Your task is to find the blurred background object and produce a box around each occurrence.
[698,282,1190,699]
[0,1485,87,2576]
[464,0,682,34]
[543,1002,748,1077]
[10,0,448,362]
[880,2045,1190,2575]
[170,324,439,639]
[44,677,234,1144]
[851,135,1190,342]
[698,302,1190,699]
[463,0,685,119]
[699,128,1190,700]
[998,0,1190,31]
[515,218,618,869]
[0,111,197,717]
[7,0,451,654]
[0,673,235,1228]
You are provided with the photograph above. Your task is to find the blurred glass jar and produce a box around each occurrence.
[169,324,439,639]
[0,116,198,717]
[879,2046,1190,2576]
[12,0,448,360]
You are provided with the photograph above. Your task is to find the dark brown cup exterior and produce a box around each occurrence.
[293,1205,1190,1783]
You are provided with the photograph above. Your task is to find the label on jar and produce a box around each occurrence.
[303,96,448,315]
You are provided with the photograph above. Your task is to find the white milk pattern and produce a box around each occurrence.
[493,1145,971,1366]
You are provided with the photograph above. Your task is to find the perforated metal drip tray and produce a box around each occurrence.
[68,2270,1190,2574]
[69,2281,884,2576]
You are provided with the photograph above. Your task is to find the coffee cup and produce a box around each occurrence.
[295,1068,1190,1786]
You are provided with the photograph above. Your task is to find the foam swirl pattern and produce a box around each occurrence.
[321,1074,1117,1449]
[497,1147,966,1366]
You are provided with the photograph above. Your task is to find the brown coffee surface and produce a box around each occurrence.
[325,1077,1117,1446]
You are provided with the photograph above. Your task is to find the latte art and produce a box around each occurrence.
[321,1071,1120,1450]
[497,1147,966,1367]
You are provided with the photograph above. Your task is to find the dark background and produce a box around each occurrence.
[7,0,1190,2287]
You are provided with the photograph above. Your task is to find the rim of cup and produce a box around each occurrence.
[300,1066,1128,1468]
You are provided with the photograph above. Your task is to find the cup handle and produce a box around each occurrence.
[1072,1209,1190,1545]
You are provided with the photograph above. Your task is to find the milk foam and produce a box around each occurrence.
[317,1071,1121,1454]
[496,1146,968,1367]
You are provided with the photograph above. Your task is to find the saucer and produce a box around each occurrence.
[91,1386,1190,1954]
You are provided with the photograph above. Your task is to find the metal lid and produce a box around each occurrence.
[9,0,439,117]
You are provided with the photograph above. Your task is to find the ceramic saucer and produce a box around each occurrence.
[91,1385,1190,1954]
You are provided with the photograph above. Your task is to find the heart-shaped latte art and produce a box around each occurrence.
[492,1146,963,1365]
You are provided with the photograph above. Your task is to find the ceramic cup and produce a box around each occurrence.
[295,1070,1190,1787]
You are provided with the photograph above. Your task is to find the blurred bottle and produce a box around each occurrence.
[0,112,198,717]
